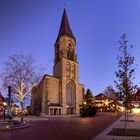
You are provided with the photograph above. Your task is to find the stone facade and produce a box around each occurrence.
[31,9,84,115]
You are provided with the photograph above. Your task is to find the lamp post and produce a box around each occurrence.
[7,86,12,123]
[66,105,69,115]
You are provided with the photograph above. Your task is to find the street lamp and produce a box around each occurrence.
[7,86,12,124]
[66,105,69,115]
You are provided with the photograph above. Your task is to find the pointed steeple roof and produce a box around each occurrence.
[55,8,75,44]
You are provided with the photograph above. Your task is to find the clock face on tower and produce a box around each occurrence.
[68,42,73,51]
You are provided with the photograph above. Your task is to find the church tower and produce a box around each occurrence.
[53,9,82,114]
[31,8,84,116]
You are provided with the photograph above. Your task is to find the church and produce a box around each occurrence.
[31,9,84,115]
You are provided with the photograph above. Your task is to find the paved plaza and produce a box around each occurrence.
[93,114,140,140]
[0,112,120,140]
[1,113,140,140]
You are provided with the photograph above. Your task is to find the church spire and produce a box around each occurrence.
[56,8,75,43]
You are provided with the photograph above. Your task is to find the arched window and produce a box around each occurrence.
[71,64,75,78]
[66,62,70,77]
[66,81,75,107]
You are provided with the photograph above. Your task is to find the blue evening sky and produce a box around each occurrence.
[0,0,140,95]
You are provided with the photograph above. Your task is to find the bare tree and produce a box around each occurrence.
[1,54,42,122]
[114,34,137,133]
[103,86,116,100]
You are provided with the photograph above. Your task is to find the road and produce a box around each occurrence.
[0,112,121,140]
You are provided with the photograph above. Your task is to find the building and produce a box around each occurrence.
[132,88,140,114]
[0,91,5,117]
[95,93,121,112]
[31,9,84,115]
[132,88,140,107]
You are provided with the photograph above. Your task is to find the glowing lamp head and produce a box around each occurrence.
[3,102,7,106]
[83,102,86,105]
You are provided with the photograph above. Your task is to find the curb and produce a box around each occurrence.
[0,123,32,132]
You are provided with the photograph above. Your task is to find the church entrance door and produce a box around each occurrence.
[67,108,73,115]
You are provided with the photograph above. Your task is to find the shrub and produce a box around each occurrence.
[80,104,97,117]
